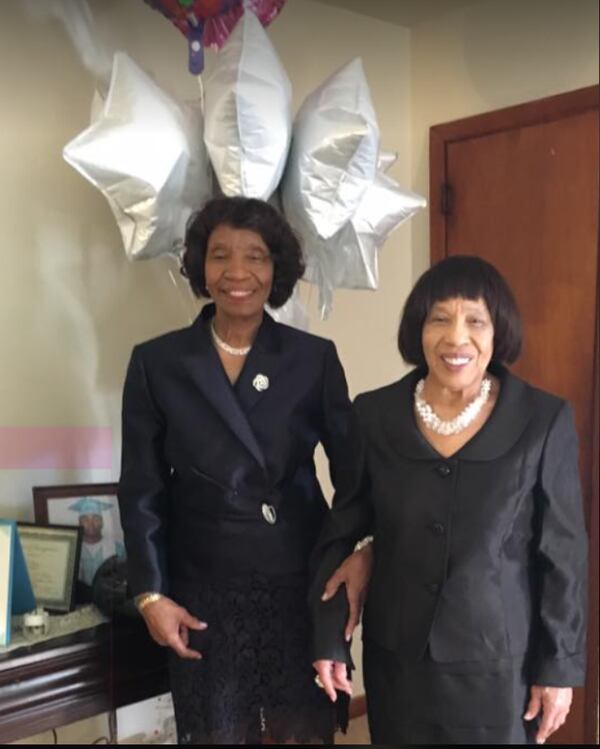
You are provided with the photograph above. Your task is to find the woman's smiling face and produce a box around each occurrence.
[422,296,495,393]
[204,223,274,321]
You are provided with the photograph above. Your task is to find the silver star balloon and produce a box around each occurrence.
[63,52,212,261]
[203,11,292,200]
[301,171,426,317]
[267,287,309,331]
[282,57,380,241]
[281,58,425,317]
[378,150,398,173]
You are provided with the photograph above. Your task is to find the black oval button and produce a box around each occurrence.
[437,463,452,477]
[426,583,441,594]
[431,522,445,536]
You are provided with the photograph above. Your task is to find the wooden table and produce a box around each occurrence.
[0,618,169,744]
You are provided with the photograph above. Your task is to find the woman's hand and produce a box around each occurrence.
[321,544,374,641]
[524,685,572,744]
[312,659,352,703]
[140,596,207,660]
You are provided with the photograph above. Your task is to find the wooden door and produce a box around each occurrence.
[430,86,599,745]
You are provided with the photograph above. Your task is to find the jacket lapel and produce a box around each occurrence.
[458,363,533,461]
[234,312,284,414]
[381,370,440,461]
[183,304,267,471]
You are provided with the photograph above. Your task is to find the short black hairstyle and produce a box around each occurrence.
[182,197,305,309]
[398,255,522,366]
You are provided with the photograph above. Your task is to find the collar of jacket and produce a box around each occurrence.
[383,362,533,462]
[182,303,284,472]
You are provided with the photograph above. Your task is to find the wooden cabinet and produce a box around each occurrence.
[0,618,169,743]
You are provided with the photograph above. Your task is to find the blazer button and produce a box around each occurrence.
[261,503,277,525]
[430,522,446,536]
[436,463,452,477]
[426,582,441,595]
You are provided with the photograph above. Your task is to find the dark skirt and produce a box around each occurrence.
[364,639,538,745]
[168,572,346,745]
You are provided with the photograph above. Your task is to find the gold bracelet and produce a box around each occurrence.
[135,592,163,611]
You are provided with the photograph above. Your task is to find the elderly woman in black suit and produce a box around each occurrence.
[312,255,587,745]
[118,197,360,745]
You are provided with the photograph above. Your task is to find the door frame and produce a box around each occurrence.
[429,85,599,744]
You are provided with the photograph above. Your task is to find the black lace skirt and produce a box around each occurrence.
[168,572,347,745]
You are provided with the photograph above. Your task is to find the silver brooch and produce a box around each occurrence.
[252,374,269,392]
[262,503,277,525]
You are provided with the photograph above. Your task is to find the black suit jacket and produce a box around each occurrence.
[118,303,353,597]
[311,364,587,686]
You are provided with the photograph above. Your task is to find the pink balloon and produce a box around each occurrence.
[144,0,286,73]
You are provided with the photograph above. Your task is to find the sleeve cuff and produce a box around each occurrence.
[532,652,586,686]
[311,587,353,668]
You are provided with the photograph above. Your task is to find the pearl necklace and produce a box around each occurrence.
[414,377,492,436]
[211,322,251,356]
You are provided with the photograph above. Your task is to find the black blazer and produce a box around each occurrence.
[118,303,353,597]
[311,364,587,686]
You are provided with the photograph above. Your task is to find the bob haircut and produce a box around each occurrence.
[398,255,522,366]
[182,197,305,309]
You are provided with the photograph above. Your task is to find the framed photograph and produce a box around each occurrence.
[33,483,125,594]
[16,523,81,613]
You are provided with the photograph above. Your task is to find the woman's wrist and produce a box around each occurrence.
[135,592,163,611]
[353,535,374,552]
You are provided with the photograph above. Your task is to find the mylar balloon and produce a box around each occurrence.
[203,11,291,200]
[282,57,380,241]
[378,150,398,173]
[64,52,212,260]
[298,171,426,317]
[143,0,286,74]
[267,287,309,331]
[344,172,427,286]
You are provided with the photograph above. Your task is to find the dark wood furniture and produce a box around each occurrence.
[0,618,169,744]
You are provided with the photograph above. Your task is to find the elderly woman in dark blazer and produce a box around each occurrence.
[312,255,587,745]
[118,197,359,745]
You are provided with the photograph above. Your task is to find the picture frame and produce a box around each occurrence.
[16,523,82,613]
[32,483,125,595]
[0,520,15,646]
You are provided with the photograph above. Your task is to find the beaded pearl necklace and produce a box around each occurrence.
[414,378,492,436]
[210,322,252,356]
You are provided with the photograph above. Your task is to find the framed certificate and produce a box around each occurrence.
[17,523,82,613]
